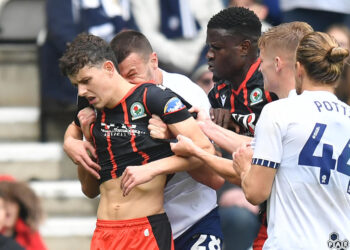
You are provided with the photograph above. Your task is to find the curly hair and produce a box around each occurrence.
[0,181,43,231]
[59,33,119,77]
[207,7,261,41]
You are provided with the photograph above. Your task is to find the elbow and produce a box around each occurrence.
[81,185,99,199]
[211,176,225,190]
[243,189,269,206]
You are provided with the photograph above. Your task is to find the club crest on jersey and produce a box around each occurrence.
[250,88,263,105]
[164,97,185,114]
[130,102,147,120]
[327,232,349,249]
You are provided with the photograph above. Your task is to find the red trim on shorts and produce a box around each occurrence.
[215,92,219,99]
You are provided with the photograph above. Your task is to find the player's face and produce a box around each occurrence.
[70,63,116,109]
[206,28,244,81]
[259,48,278,93]
[118,52,156,84]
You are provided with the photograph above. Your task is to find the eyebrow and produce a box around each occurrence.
[126,68,137,76]
[77,77,91,83]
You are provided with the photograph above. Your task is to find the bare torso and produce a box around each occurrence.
[97,175,166,220]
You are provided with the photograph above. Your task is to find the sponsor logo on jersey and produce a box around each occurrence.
[130,102,147,120]
[164,97,185,114]
[250,88,263,105]
[232,113,256,135]
[101,123,147,137]
[327,232,349,249]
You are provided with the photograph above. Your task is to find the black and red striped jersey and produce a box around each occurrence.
[208,59,278,136]
[80,83,191,183]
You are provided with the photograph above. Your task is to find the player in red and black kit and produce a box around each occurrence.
[206,7,277,250]
[60,33,215,250]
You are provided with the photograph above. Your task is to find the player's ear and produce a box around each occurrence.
[274,56,282,72]
[240,40,251,56]
[103,61,115,76]
[295,61,304,78]
[149,52,158,70]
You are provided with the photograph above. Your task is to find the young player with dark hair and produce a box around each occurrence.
[63,30,224,250]
[206,7,277,135]
[60,33,215,250]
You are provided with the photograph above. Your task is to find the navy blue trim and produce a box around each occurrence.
[252,158,280,169]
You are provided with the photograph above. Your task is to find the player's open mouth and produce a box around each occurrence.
[87,97,96,104]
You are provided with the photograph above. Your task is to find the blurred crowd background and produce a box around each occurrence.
[0,0,349,249]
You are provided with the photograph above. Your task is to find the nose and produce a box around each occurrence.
[78,84,87,96]
[206,48,214,60]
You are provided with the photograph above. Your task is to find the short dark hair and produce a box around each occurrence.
[207,7,261,41]
[59,33,118,77]
[110,30,153,63]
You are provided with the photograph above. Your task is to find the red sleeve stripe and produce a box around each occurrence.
[264,91,272,103]
[143,88,151,116]
[101,111,118,179]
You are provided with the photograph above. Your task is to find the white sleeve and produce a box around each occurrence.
[252,103,285,169]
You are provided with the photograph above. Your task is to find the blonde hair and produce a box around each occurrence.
[258,21,313,55]
[297,31,349,84]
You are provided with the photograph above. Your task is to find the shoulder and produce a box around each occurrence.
[161,70,210,108]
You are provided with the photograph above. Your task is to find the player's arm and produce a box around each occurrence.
[233,104,281,205]
[121,116,218,195]
[240,164,276,205]
[171,134,241,185]
[64,122,100,198]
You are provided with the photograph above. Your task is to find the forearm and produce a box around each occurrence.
[64,122,83,142]
[204,121,252,153]
[193,146,241,185]
[147,154,204,177]
[187,166,225,190]
[77,165,100,198]
[240,165,274,205]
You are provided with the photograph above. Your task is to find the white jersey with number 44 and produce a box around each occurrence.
[252,90,350,250]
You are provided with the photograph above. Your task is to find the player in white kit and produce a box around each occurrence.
[233,32,350,249]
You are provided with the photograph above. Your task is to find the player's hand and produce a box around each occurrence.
[120,166,156,196]
[77,107,96,141]
[148,114,171,140]
[232,144,253,179]
[188,106,210,123]
[63,137,101,179]
[170,134,197,157]
[210,108,241,132]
